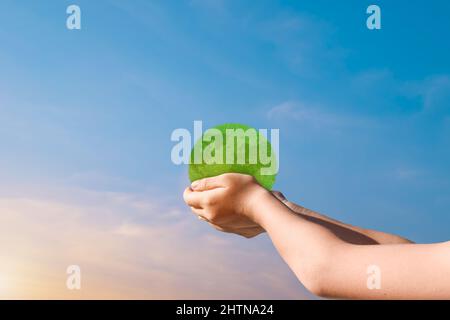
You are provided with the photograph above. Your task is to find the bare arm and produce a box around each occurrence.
[255,191,450,299]
[272,191,413,245]
[184,174,450,299]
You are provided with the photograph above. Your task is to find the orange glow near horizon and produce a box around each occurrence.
[0,187,311,300]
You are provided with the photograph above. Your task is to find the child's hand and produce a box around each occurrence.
[183,173,269,238]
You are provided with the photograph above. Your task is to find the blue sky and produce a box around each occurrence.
[0,0,449,298]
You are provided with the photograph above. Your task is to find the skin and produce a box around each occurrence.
[183,173,450,299]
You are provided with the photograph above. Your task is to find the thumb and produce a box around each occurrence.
[191,176,224,191]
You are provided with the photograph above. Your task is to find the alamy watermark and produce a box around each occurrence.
[66,5,81,30]
[366,264,381,290]
[170,121,279,176]
[367,5,381,30]
[66,265,81,290]
[65,5,380,31]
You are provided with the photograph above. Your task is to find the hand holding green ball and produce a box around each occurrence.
[189,123,278,190]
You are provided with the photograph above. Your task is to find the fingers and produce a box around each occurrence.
[188,203,259,228]
[186,199,264,238]
[190,175,226,191]
[183,187,203,208]
[239,227,265,238]
[189,206,210,221]
[190,173,256,192]
[207,222,264,238]
[183,186,221,209]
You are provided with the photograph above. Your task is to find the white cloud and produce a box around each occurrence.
[394,167,421,180]
[258,12,345,78]
[268,101,333,124]
[267,101,370,130]
[420,76,450,112]
[0,185,312,299]
[350,69,394,89]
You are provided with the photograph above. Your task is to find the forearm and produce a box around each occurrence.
[252,191,450,299]
[251,191,346,294]
[279,197,413,245]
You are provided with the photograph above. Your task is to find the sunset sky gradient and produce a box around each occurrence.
[0,0,449,299]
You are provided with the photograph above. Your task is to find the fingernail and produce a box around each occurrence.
[191,181,199,189]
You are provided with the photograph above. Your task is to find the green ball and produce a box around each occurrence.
[189,123,277,190]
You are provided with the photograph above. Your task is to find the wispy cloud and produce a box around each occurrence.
[405,75,450,113]
[189,0,226,13]
[267,100,371,131]
[0,184,311,299]
[393,167,421,181]
[257,12,346,78]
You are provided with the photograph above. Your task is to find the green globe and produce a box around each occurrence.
[189,123,277,190]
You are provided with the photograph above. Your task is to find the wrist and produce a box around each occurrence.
[244,186,275,224]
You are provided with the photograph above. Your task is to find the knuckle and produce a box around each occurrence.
[244,174,256,182]
[196,179,206,190]
[220,173,233,183]
[202,179,209,189]
[202,194,217,207]
[202,197,212,207]
[182,188,190,203]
